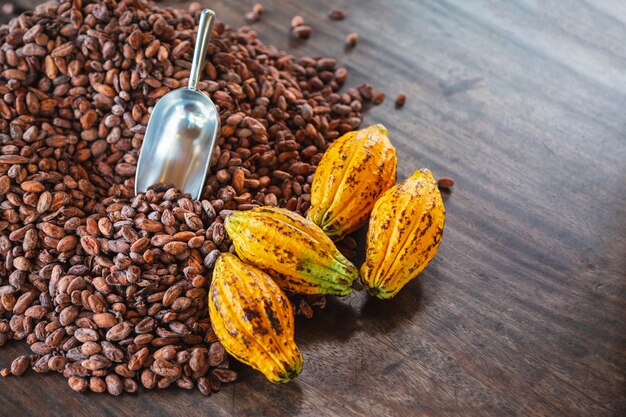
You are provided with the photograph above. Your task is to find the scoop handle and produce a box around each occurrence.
[188,9,216,90]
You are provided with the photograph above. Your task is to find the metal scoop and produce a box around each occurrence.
[135,9,219,200]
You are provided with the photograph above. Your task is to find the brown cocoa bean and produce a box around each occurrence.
[89,376,107,393]
[82,354,111,371]
[10,355,30,376]
[92,313,117,328]
[151,359,181,379]
[68,376,88,392]
[106,321,132,341]
[105,374,123,396]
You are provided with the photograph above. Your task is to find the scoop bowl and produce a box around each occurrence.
[135,9,218,200]
[135,88,219,199]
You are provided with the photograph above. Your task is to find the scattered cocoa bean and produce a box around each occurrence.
[346,32,359,47]
[328,9,347,20]
[10,355,29,376]
[395,93,407,108]
[291,15,305,28]
[293,25,312,39]
[437,177,455,189]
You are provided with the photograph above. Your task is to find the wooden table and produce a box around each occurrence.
[2,0,625,416]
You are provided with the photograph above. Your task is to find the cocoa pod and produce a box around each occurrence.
[361,169,445,298]
[208,253,302,383]
[308,124,397,240]
[225,207,358,296]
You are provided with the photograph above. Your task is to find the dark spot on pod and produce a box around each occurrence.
[263,299,283,336]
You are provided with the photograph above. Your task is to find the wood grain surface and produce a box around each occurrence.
[1,0,625,416]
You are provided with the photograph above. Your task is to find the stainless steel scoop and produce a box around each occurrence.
[135,9,219,199]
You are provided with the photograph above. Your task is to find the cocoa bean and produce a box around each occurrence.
[10,355,29,376]
[105,374,123,396]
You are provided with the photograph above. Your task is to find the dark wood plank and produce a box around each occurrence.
[1,0,625,416]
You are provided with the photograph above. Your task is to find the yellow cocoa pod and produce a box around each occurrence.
[208,253,303,383]
[361,169,445,299]
[307,124,397,240]
[225,207,359,296]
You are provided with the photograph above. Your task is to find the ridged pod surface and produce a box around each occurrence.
[208,253,303,383]
[361,169,445,299]
[225,207,359,296]
[307,124,397,240]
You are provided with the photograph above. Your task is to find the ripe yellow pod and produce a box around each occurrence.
[225,207,359,296]
[361,169,445,299]
[307,124,397,240]
[208,253,303,383]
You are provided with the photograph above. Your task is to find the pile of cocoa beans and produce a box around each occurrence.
[0,0,376,394]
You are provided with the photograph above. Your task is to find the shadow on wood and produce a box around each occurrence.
[295,280,423,347]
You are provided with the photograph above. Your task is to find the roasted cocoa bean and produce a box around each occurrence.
[10,355,29,376]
